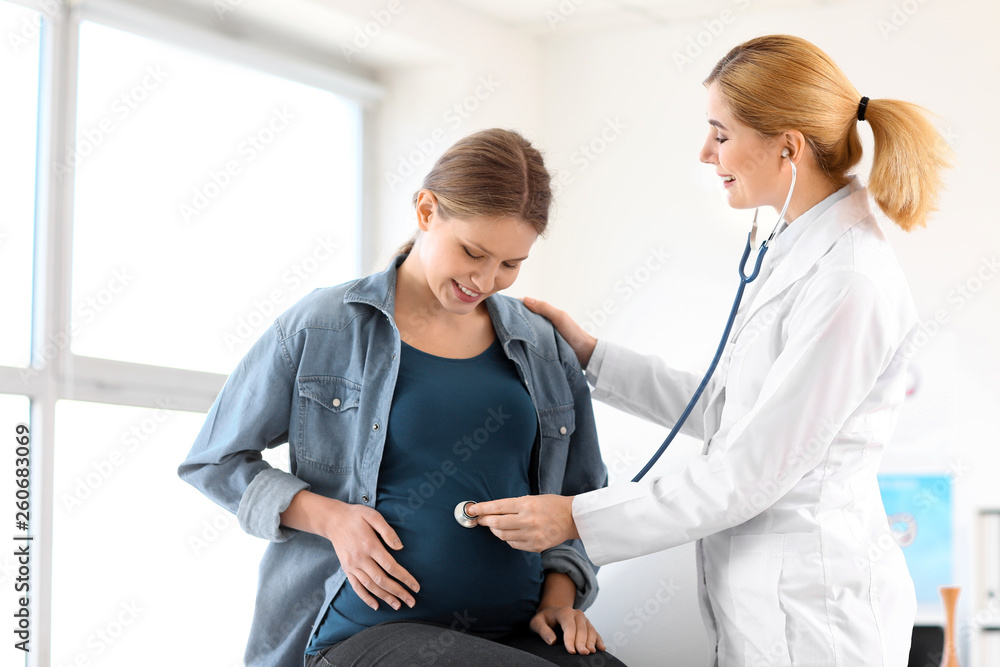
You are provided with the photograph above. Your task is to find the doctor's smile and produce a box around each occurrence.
[176,23,955,667]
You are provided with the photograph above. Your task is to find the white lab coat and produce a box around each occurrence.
[573,179,918,666]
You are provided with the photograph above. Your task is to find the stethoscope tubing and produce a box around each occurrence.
[630,234,766,482]
[631,158,795,482]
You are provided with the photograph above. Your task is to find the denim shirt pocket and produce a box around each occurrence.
[537,404,575,493]
[296,375,362,475]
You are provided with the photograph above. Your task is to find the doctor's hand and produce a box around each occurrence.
[467,494,578,553]
[280,491,419,611]
[522,297,598,368]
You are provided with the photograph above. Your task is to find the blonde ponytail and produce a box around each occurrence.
[706,35,953,231]
[864,98,953,230]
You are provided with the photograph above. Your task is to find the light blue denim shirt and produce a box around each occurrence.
[178,256,608,667]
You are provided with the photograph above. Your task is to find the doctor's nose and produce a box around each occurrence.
[699,140,717,165]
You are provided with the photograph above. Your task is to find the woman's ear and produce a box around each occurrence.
[780,130,808,163]
[414,190,437,231]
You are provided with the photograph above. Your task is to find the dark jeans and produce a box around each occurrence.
[305,621,628,667]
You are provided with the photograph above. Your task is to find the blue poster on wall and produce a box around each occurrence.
[877,474,953,604]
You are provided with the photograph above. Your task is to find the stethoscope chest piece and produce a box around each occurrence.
[454,501,478,528]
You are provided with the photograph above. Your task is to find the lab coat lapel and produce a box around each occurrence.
[731,185,871,339]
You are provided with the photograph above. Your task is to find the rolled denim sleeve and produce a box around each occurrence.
[542,331,607,610]
[178,319,308,542]
[541,540,599,609]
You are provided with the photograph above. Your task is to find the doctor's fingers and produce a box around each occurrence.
[521,297,597,367]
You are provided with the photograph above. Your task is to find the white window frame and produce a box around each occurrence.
[0,1,382,663]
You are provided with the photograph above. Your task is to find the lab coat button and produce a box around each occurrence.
[331,398,341,408]
[559,426,567,435]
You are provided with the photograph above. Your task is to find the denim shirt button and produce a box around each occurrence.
[362,494,370,503]
[331,398,341,407]
[373,423,380,431]
[559,426,567,435]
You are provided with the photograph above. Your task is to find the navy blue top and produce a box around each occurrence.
[307,338,543,653]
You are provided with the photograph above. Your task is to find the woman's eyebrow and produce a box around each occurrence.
[467,240,529,262]
[708,119,728,131]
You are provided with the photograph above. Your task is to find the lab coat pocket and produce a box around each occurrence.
[296,375,362,473]
[728,534,791,666]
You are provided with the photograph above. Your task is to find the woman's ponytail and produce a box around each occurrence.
[864,98,953,231]
[706,35,953,232]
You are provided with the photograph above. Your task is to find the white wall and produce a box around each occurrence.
[357,0,999,664]
[526,1,999,665]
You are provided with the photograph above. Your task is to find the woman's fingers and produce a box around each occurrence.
[328,505,420,610]
[528,611,558,646]
[521,297,597,367]
[572,612,592,655]
[364,506,404,551]
[345,571,380,611]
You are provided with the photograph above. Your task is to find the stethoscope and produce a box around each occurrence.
[629,150,797,482]
[454,152,797,526]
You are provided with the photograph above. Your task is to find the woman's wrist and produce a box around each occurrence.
[280,490,343,539]
[538,571,577,610]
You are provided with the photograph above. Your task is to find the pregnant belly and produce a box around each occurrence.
[330,489,544,635]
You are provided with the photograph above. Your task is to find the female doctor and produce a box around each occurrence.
[469,35,953,666]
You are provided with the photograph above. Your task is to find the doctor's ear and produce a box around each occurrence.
[779,131,807,163]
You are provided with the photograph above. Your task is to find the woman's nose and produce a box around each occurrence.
[699,139,717,165]
[471,265,497,294]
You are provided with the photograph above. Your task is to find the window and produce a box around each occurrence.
[0,0,41,369]
[51,400,288,665]
[71,21,360,374]
[1,2,376,663]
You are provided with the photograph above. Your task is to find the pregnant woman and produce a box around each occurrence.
[178,129,625,667]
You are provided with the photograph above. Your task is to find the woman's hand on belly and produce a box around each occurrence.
[280,490,420,610]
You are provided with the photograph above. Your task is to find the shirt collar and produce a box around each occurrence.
[343,255,536,346]
[769,176,858,262]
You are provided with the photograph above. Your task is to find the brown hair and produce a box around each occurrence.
[395,128,552,255]
[705,34,952,231]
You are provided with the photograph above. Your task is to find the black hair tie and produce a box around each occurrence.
[857,96,870,122]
